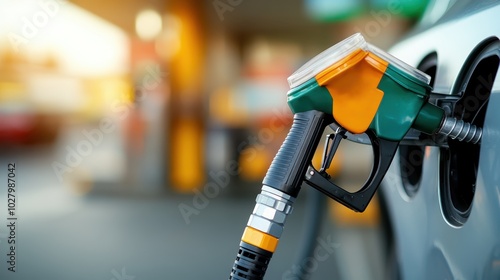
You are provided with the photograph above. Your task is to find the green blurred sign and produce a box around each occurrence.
[305,0,430,22]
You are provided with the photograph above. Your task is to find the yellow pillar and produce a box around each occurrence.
[166,1,206,192]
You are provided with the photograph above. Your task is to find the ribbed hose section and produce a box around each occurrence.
[438,117,482,144]
[229,242,272,280]
[230,186,295,279]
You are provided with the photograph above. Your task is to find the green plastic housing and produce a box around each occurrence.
[287,63,444,141]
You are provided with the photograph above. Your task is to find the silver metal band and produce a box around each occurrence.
[246,186,295,238]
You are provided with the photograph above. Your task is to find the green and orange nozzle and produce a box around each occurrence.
[229,33,481,280]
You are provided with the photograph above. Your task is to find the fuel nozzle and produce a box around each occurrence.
[229,33,483,279]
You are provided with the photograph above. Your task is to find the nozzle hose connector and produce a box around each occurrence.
[247,186,294,238]
[438,117,482,144]
[229,186,295,280]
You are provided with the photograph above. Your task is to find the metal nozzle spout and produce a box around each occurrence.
[438,117,482,144]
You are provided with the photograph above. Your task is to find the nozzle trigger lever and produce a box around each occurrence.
[319,128,347,174]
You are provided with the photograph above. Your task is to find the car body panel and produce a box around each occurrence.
[390,4,500,94]
[382,1,500,279]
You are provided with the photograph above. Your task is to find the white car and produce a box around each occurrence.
[382,0,500,278]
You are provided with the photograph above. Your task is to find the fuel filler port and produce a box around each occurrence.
[440,38,500,226]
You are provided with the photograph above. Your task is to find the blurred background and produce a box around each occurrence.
[0,0,431,279]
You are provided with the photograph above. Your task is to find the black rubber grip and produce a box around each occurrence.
[263,110,332,197]
[229,242,273,280]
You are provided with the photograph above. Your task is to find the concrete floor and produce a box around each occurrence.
[0,145,384,280]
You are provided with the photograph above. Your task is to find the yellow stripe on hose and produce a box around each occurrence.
[241,227,279,253]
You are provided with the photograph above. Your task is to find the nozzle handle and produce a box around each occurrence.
[230,110,332,280]
[263,110,333,197]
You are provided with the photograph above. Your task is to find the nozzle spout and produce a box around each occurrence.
[438,117,482,144]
